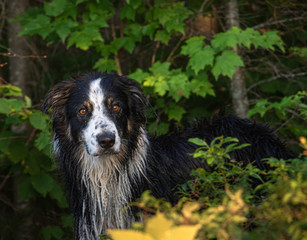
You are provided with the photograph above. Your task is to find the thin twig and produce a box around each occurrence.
[166,34,186,62]
[247,72,307,92]
[273,115,294,134]
[285,108,306,121]
[198,0,210,14]
[253,16,307,30]
[0,44,47,59]
[0,195,17,211]
[151,41,160,66]
[25,128,36,146]
[0,174,9,190]
[0,136,28,141]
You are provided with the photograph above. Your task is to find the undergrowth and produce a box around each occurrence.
[108,137,307,240]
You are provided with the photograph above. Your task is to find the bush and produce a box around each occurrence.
[108,138,307,240]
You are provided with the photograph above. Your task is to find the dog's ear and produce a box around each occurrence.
[42,80,75,117]
[118,75,148,124]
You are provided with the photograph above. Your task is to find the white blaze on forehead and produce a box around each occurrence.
[82,78,121,156]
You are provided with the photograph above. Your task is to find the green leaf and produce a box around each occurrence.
[188,45,215,74]
[29,110,48,130]
[61,214,74,228]
[6,99,26,112]
[41,226,64,240]
[49,181,68,208]
[31,173,54,197]
[154,78,169,96]
[26,150,41,175]
[212,50,244,79]
[67,27,103,50]
[25,95,32,108]
[153,2,191,34]
[212,27,240,50]
[168,73,190,102]
[129,69,150,84]
[189,138,206,146]
[120,37,136,53]
[9,140,28,164]
[124,23,143,42]
[155,30,170,44]
[18,176,36,201]
[53,19,77,42]
[181,36,205,55]
[5,114,22,126]
[94,58,119,72]
[36,130,51,151]
[127,0,142,9]
[142,23,159,39]
[165,103,186,122]
[189,75,215,98]
[248,99,271,118]
[156,122,169,136]
[120,5,135,20]
[0,99,11,115]
[237,27,255,49]
[18,14,51,39]
[149,61,171,75]
[76,0,86,4]
[44,0,67,17]
[0,132,13,154]
[0,84,23,97]
[263,31,285,52]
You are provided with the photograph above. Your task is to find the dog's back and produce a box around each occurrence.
[145,114,294,203]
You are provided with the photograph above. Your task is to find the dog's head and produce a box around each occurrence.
[43,72,147,156]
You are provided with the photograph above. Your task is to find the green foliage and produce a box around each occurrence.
[180,137,261,206]
[248,91,307,118]
[0,84,72,239]
[110,138,307,240]
[14,0,295,135]
[5,0,306,239]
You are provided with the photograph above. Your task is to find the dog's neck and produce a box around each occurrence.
[73,126,149,239]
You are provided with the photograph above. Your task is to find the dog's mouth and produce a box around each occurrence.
[84,142,121,157]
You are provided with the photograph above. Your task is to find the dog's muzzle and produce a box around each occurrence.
[97,132,115,150]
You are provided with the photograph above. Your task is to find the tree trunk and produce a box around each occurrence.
[7,1,31,240]
[7,0,29,95]
[225,0,249,118]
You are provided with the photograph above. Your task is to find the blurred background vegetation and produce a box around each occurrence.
[0,0,306,239]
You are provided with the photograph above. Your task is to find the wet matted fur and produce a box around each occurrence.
[43,72,294,240]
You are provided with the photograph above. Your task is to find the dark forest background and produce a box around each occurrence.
[0,0,306,239]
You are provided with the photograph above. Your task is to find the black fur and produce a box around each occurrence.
[43,72,294,239]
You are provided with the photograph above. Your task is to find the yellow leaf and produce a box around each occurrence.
[182,202,200,219]
[145,212,173,239]
[162,225,201,240]
[299,136,306,144]
[109,230,154,240]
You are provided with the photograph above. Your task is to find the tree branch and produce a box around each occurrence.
[253,16,307,30]
[247,72,307,92]
[166,34,186,62]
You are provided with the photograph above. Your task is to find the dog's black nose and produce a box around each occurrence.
[97,133,115,149]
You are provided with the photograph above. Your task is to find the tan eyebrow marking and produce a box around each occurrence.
[84,101,93,113]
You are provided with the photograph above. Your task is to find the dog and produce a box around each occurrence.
[42,72,294,240]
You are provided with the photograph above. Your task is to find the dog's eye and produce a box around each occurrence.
[79,108,87,116]
[112,105,120,112]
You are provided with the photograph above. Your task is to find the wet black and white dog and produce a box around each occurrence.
[43,72,293,240]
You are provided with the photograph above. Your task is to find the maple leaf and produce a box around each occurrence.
[212,50,244,79]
